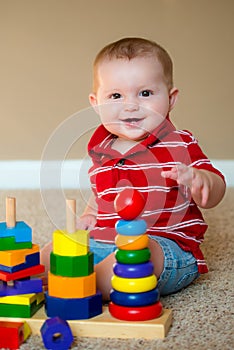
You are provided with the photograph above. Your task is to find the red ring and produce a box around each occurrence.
[109,301,163,321]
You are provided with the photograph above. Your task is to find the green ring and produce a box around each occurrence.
[115,248,151,264]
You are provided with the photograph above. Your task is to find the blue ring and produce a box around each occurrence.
[113,261,154,278]
[110,288,160,307]
[115,219,147,236]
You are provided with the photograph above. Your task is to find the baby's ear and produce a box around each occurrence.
[89,93,100,114]
[169,87,179,111]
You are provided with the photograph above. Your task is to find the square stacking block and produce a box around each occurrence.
[48,271,96,298]
[0,236,32,251]
[45,290,103,320]
[0,221,32,243]
[0,264,45,282]
[0,292,45,305]
[0,278,43,297]
[0,292,45,318]
[53,230,89,256]
[0,244,39,266]
[0,252,40,273]
[50,251,94,277]
[0,303,37,318]
[0,321,25,349]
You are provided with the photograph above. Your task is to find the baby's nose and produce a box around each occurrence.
[124,100,139,112]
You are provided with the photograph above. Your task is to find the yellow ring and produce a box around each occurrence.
[111,274,157,293]
[115,234,149,250]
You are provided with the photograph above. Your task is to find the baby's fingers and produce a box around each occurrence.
[76,220,89,230]
[190,170,210,207]
[161,164,193,187]
[200,183,209,207]
[175,164,193,187]
[161,167,179,181]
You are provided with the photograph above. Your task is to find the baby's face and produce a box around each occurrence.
[90,56,176,141]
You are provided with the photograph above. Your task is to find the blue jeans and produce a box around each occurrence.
[149,236,200,295]
[89,236,200,296]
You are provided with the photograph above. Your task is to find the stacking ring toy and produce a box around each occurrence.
[110,288,160,307]
[111,274,157,293]
[40,317,74,350]
[115,219,147,236]
[109,301,163,321]
[115,248,151,264]
[113,261,154,278]
[115,234,148,250]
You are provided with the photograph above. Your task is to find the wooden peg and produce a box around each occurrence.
[66,199,76,233]
[6,197,16,228]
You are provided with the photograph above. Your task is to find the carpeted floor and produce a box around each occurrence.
[0,188,233,349]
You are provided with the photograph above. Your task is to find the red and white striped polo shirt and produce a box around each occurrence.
[88,117,225,273]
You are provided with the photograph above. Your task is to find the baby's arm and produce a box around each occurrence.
[161,164,225,208]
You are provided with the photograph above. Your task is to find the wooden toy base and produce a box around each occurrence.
[0,306,172,339]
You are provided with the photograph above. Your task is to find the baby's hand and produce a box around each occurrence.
[76,214,97,230]
[161,163,210,207]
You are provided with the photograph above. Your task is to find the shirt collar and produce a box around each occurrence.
[88,116,176,160]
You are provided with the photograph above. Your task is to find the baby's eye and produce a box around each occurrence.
[139,90,153,97]
[110,93,122,99]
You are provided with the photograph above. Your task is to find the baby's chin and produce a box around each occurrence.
[104,123,151,142]
[116,126,150,141]
[124,129,150,141]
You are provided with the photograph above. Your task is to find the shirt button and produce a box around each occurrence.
[116,158,125,166]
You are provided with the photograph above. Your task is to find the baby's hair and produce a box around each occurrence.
[92,37,174,92]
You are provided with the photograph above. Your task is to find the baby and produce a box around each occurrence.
[78,37,225,300]
[42,37,226,300]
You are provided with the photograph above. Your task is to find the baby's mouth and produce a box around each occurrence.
[122,118,144,126]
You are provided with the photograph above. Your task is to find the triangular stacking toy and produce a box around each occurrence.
[109,189,163,321]
[0,197,45,318]
[45,199,103,320]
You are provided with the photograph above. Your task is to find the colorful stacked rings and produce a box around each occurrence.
[109,189,163,322]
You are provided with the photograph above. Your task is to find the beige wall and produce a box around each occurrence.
[0,0,233,160]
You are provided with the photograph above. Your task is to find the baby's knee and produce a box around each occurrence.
[148,238,164,278]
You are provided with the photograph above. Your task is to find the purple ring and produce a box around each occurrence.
[113,261,154,278]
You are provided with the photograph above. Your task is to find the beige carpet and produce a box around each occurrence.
[0,188,233,349]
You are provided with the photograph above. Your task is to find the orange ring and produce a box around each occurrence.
[115,234,148,250]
